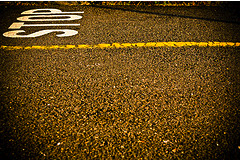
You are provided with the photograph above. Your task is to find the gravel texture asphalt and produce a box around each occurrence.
[0,4,240,160]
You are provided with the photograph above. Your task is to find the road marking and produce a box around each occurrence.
[3,8,84,38]
[9,22,80,29]
[3,29,78,38]
[17,15,82,21]
[1,42,240,50]
[21,9,84,15]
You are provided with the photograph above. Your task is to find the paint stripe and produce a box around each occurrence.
[1,42,240,50]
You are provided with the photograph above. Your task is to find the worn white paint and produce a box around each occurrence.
[4,8,84,38]
[17,15,82,21]
[21,9,84,14]
[3,29,78,38]
[9,22,80,29]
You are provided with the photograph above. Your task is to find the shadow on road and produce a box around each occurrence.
[92,5,240,25]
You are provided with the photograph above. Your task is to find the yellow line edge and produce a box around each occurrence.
[1,42,240,50]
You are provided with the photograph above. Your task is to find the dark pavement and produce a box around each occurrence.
[0,4,240,159]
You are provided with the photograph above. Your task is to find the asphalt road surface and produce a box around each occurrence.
[0,4,240,160]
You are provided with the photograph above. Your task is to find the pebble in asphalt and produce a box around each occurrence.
[0,4,240,160]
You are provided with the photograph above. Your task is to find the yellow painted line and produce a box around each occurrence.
[1,42,240,50]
